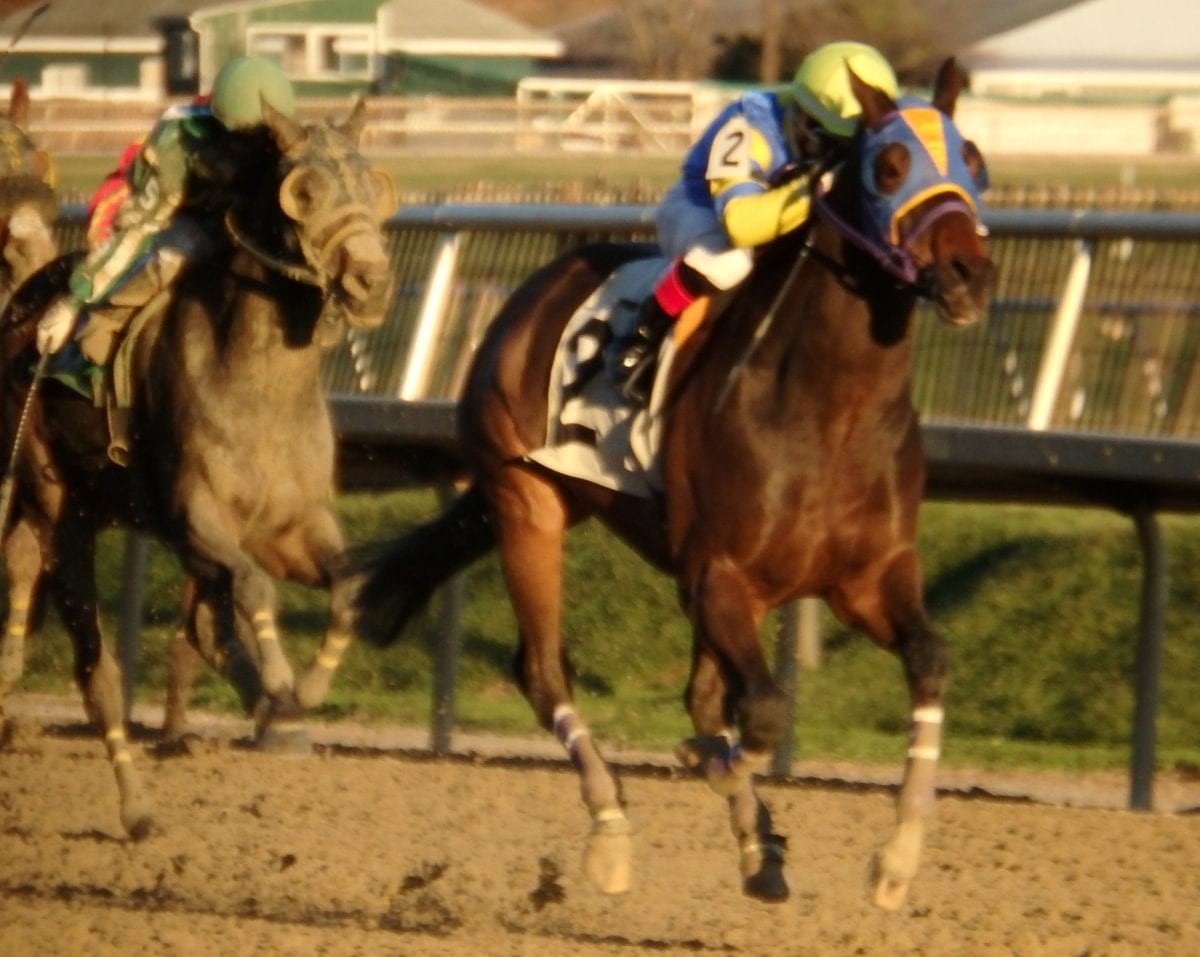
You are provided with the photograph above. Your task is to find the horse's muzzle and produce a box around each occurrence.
[927,254,995,327]
[336,234,394,329]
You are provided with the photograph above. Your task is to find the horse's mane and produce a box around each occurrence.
[0,174,56,222]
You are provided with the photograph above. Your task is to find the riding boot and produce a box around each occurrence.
[617,295,675,403]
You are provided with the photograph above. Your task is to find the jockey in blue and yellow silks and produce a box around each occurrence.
[616,41,899,401]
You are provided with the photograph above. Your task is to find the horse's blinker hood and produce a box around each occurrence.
[859,96,984,249]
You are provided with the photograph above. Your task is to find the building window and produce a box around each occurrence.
[248,29,374,80]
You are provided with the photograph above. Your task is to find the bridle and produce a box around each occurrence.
[224,205,322,288]
[809,104,984,296]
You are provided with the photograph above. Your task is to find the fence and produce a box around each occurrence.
[22,86,1200,159]
[320,204,1200,440]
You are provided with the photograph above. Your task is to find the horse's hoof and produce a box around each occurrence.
[123,810,157,842]
[584,828,633,894]
[256,722,312,756]
[743,864,789,903]
[872,875,910,911]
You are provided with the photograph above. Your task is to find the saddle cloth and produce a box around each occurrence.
[525,256,675,499]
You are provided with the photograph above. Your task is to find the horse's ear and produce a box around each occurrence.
[262,97,306,153]
[8,76,29,128]
[847,63,895,130]
[337,97,369,145]
[932,57,966,119]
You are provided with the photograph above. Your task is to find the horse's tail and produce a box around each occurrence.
[347,482,495,647]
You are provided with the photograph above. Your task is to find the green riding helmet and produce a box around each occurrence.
[790,41,899,139]
[210,56,297,130]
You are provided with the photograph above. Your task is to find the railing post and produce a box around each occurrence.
[1027,238,1093,430]
[399,231,461,400]
[429,484,466,755]
[1130,504,1166,810]
[117,531,150,723]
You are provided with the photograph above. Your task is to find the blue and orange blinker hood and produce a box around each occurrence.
[858,96,985,248]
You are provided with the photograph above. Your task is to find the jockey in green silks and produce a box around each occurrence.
[615,41,900,402]
[36,56,297,363]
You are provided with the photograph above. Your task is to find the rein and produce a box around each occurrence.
[712,230,815,412]
[810,177,921,286]
[224,207,323,289]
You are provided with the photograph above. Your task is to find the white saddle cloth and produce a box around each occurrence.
[525,256,676,499]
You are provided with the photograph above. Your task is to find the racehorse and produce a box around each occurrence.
[0,99,395,838]
[0,77,58,308]
[350,60,994,908]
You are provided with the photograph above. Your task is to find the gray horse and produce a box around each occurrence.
[0,100,394,838]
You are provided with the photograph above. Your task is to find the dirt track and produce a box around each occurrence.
[1,697,1198,956]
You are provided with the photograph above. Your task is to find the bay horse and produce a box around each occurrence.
[351,60,994,907]
[0,99,395,838]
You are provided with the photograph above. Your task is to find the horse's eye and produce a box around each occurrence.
[873,143,910,195]
[961,139,990,192]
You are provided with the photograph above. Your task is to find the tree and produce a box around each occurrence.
[785,0,964,83]
[614,0,717,80]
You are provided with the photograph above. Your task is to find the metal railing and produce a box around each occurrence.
[309,204,1200,440]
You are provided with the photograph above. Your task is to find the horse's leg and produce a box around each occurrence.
[0,518,43,711]
[672,556,791,901]
[188,570,308,752]
[493,467,632,895]
[836,550,949,911]
[162,578,200,741]
[49,532,153,838]
[287,509,353,710]
[186,579,264,715]
[678,555,790,791]
[182,498,305,749]
[679,644,788,901]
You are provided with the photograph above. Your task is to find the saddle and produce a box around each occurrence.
[45,289,170,466]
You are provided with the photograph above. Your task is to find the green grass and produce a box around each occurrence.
[15,494,1200,777]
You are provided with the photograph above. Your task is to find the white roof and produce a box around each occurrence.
[967,0,1200,68]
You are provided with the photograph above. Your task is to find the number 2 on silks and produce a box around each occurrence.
[707,115,751,178]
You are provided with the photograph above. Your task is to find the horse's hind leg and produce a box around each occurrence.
[0,518,43,712]
[50,532,153,838]
[492,467,632,895]
[681,645,788,902]
[162,579,200,741]
[838,550,948,911]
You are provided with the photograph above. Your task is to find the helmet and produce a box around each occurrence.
[790,41,899,139]
[210,56,296,130]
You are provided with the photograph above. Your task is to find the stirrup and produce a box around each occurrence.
[619,351,657,404]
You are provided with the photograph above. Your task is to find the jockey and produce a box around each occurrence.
[36,56,297,361]
[84,140,143,249]
[616,41,899,401]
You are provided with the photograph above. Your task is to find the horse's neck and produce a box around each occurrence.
[195,252,325,391]
[734,220,917,409]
